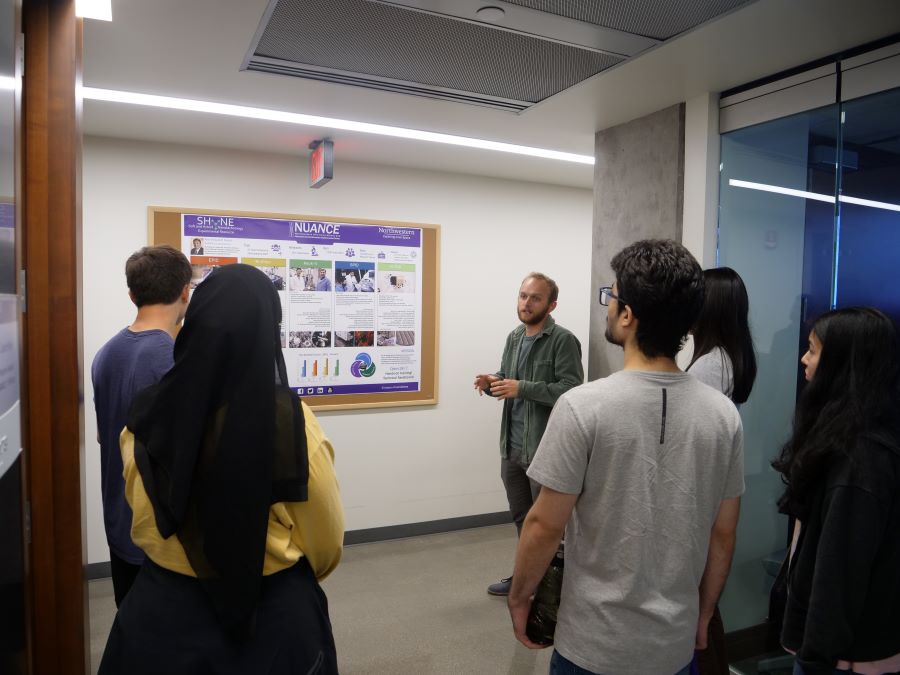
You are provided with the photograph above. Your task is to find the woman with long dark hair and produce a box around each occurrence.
[99,264,344,674]
[686,267,757,675]
[773,307,900,674]
[687,267,757,405]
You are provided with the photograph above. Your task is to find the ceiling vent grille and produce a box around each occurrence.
[244,0,623,113]
[247,59,534,113]
[500,0,756,40]
[243,0,755,112]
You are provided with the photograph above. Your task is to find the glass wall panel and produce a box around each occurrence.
[717,104,840,631]
[835,87,900,322]
[718,81,900,642]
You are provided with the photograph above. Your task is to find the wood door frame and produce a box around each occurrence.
[21,1,88,672]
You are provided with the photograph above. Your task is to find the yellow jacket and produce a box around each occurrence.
[120,402,344,580]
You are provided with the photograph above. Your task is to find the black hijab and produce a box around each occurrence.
[127,263,308,635]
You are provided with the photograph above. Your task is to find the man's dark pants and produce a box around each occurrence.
[501,456,540,536]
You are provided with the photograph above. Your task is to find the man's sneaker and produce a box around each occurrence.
[487,576,512,596]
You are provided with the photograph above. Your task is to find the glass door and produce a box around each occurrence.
[717,102,841,631]
[833,87,900,323]
[717,80,900,638]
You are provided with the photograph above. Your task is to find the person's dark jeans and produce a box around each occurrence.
[550,650,691,675]
[109,550,142,608]
[500,456,540,536]
[696,605,729,675]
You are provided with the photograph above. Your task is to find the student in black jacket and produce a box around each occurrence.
[773,307,900,675]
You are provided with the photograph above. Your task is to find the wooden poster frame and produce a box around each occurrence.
[149,206,440,412]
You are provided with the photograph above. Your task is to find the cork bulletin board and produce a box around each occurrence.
[149,206,440,411]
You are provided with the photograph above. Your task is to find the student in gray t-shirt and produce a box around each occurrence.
[508,240,744,675]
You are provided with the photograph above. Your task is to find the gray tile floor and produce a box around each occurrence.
[89,524,553,674]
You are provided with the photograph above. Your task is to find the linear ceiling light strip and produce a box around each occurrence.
[82,87,595,165]
[729,179,900,213]
[728,179,835,203]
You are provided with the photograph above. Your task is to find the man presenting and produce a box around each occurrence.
[92,245,191,606]
[508,240,744,675]
[475,272,583,596]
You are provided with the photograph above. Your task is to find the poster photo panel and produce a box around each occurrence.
[149,206,439,411]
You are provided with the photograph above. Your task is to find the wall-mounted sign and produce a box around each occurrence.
[309,139,333,189]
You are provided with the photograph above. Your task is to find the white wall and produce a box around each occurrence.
[82,136,593,565]
[675,92,722,368]
[682,92,720,269]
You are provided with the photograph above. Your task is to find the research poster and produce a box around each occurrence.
[182,214,423,398]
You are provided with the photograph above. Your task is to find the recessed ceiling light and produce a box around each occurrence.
[81,87,595,165]
[475,6,505,22]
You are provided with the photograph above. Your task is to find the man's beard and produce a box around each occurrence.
[604,321,623,347]
[518,306,549,326]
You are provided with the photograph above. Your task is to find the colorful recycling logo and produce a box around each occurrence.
[350,352,376,378]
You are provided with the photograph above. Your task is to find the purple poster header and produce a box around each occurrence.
[183,214,421,248]
[295,382,419,397]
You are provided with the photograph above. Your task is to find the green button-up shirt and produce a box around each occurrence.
[494,315,584,464]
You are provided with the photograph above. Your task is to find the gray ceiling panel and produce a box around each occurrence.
[499,0,755,40]
[250,0,621,108]
[244,0,757,111]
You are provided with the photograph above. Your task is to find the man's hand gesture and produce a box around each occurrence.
[490,379,520,400]
[474,373,500,395]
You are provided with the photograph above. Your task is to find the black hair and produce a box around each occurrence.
[610,239,704,359]
[126,245,192,307]
[772,307,900,517]
[688,267,758,403]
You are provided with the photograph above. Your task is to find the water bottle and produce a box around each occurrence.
[525,544,564,646]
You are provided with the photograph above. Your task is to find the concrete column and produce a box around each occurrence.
[588,104,685,380]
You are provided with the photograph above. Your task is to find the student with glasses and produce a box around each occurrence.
[510,240,743,675]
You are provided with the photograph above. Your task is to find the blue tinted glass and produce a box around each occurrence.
[716,76,899,652]
[717,103,839,631]
[835,87,900,323]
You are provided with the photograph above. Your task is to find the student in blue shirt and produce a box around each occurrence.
[91,244,191,606]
